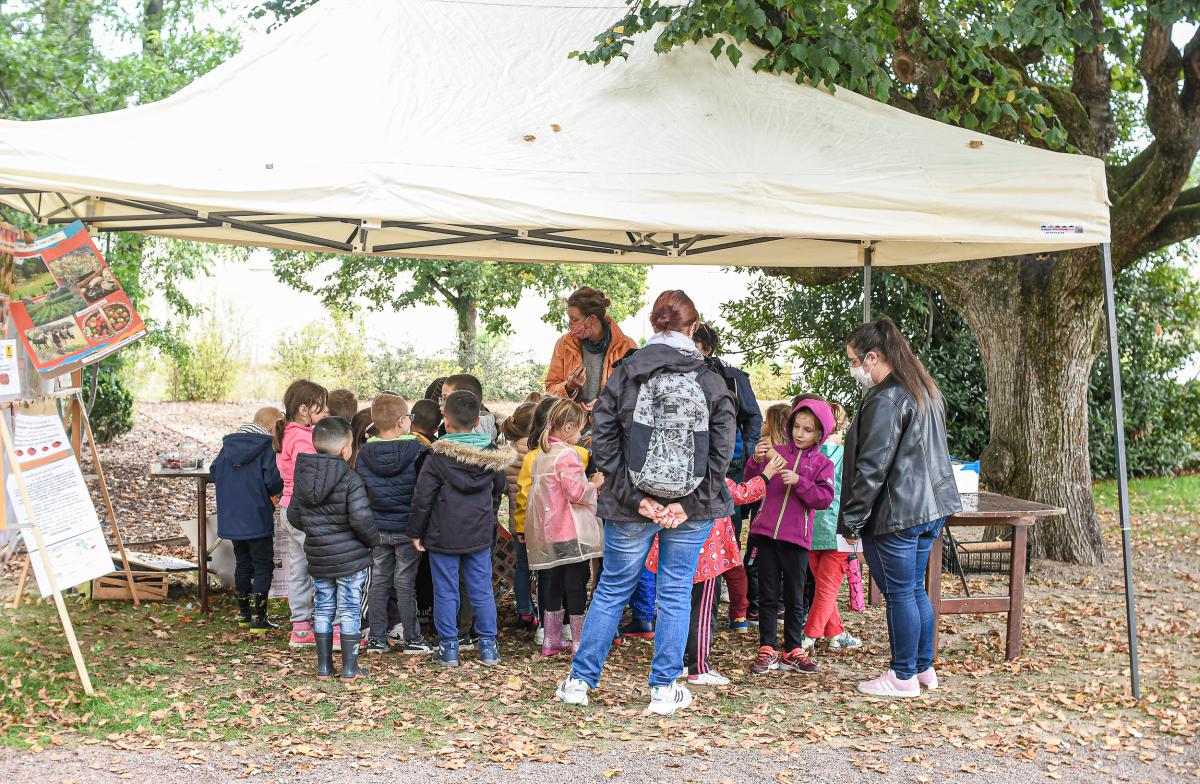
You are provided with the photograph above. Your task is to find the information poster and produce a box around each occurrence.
[2,220,145,377]
[6,406,111,596]
[0,340,21,398]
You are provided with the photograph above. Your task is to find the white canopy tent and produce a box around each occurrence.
[0,0,1136,695]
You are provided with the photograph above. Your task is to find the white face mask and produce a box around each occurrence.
[850,357,875,389]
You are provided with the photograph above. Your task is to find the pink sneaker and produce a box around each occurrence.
[289,622,315,648]
[857,669,920,698]
[916,667,939,690]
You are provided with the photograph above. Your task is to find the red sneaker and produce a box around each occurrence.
[751,646,779,674]
[780,648,820,674]
[289,622,315,648]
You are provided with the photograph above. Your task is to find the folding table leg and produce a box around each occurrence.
[1005,521,1030,660]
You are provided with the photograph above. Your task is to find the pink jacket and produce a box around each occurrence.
[531,439,596,544]
[277,421,315,509]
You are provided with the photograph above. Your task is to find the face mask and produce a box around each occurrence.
[568,318,590,339]
[851,362,875,389]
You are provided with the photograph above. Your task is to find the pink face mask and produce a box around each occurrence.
[568,317,590,339]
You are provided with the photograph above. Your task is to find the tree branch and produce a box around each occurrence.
[1107,142,1159,198]
[1069,0,1116,156]
[422,272,460,307]
[1138,16,1186,143]
[1120,202,1200,264]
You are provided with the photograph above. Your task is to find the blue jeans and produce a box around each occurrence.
[861,517,946,679]
[312,569,368,636]
[429,548,498,641]
[630,567,657,621]
[571,518,712,688]
[513,538,534,616]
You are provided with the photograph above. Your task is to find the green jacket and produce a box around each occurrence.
[810,443,844,551]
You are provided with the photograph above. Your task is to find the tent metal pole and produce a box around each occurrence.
[1100,241,1140,700]
[862,245,873,323]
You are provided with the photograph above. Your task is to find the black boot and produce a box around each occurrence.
[315,632,335,678]
[250,593,279,633]
[338,633,368,682]
[236,594,252,629]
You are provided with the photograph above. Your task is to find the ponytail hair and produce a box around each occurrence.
[275,379,329,451]
[763,403,792,445]
[539,398,586,452]
[527,395,562,450]
[846,318,942,410]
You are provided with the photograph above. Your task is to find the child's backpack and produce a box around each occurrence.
[627,370,710,499]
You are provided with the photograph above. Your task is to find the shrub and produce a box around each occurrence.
[168,307,243,401]
[87,362,134,443]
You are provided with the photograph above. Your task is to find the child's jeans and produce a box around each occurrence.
[368,537,422,642]
[312,569,368,636]
[282,506,314,624]
[430,548,497,641]
[232,536,274,595]
[804,549,848,639]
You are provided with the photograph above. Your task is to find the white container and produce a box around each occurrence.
[953,463,979,493]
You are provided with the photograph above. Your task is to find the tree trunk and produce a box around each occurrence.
[907,249,1108,565]
[455,297,478,371]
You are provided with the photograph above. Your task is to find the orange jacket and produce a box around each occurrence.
[544,316,638,400]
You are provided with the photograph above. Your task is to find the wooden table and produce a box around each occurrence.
[148,463,213,614]
[865,492,1064,660]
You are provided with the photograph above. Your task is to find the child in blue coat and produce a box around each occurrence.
[212,407,285,633]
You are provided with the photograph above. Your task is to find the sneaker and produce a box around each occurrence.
[780,648,820,674]
[479,637,500,666]
[402,638,434,655]
[728,617,750,633]
[387,623,405,644]
[458,635,479,651]
[513,614,538,632]
[719,584,730,604]
[364,637,390,654]
[800,634,818,652]
[620,618,655,639]
[687,671,731,686]
[746,610,760,626]
[916,667,939,690]
[751,646,779,674]
[434,639,460,667]
[828,631,862,650]
[561,623,572,643]
[858,669,920,698]
[556,676,590,706]
[534,626,545,646]
[647,681,693,716]
[289,622,315,648]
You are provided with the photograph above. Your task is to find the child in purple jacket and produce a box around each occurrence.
[744,397,837,676]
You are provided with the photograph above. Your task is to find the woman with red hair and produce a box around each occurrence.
[555,290,737,716]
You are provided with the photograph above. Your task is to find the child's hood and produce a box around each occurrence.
[789,398,836,451]
[430,439,516,491]
[358,439,426,477]
[292,453,352,505]
[220,432,273,466]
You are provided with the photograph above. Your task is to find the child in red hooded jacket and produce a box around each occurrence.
[744,398,837,676]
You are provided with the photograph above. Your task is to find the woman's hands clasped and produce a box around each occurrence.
[638,497,688,528]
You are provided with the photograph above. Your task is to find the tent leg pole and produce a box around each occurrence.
[862,247,873,323]
[1101,242,1140,700]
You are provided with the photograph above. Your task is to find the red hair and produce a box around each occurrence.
[649,290,699,334]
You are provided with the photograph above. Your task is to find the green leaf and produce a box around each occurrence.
[711,38,725,58]
[765,25,782,47]
[727,44,743,67]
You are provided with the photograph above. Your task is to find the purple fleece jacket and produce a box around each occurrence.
[745,398,837,549]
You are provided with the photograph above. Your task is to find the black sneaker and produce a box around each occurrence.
[402,639,433,655]
[458,635,480,651]
[364,637,390,654]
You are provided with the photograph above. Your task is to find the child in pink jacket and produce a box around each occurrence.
[744,397,836,676]
[525,399,604,655]
[275,379,329,648]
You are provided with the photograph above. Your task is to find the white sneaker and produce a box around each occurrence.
[647,681,693,716]
[687,671,730,686]
[387,623,404,643]
[534,627,545,645]
[556,676,590,706]
[916,667,939,690]
[800,634,818,651]
[562,624,572,643]
[719,584,730,604]
[829,631,862,649]
[857,669,920,698]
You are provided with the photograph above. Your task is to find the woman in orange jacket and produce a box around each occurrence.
[545,287,637,406]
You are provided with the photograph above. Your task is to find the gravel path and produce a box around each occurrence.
[4,737,1195,784]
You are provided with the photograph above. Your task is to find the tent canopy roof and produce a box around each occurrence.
[0,0,1109,267]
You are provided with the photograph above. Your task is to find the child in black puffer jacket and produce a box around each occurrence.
[287,416,380,683]
[355,394,430,655]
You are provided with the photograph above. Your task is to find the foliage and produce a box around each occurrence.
[367,332,547,402]
[270,252,648,370]
[86,361,133,443]
[168,306,243,402]
[722,269,990,460]
[1089,253,1200,478]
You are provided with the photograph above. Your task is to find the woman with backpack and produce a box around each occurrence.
[555,290,737,717]
[838,318,962,699]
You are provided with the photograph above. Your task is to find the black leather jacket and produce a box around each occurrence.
[837,375,962,539]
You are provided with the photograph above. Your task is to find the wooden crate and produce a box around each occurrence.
[90,570,169,601]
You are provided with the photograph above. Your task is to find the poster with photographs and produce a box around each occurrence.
[2,220,145,377]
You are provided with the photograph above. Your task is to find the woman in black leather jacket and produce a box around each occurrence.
[838,318,961,699]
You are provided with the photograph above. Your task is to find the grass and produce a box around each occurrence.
[1093,473,1199,516]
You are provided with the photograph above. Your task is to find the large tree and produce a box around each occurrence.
[572,0,1200,564]
[270,252,648,370]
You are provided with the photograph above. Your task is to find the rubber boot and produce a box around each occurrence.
[315,632,335,678]
[541,610,566,656]
[236,594,252,629]
[569,613,585,655]
[338,633,368,683]
[250,593,279,633]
